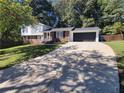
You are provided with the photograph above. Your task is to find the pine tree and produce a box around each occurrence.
[30,0,56,26]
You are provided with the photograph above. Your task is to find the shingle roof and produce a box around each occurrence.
[74,27,101,31]
[44,27,100,32]
[45,27,74,32]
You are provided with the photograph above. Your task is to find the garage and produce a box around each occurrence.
[70,27,100,42]
[73,32,96,41]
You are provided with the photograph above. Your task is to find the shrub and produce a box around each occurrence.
[103,22,124,35]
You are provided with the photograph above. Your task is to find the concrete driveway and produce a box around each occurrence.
[0,42,119,93]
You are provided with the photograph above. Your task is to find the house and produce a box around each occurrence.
[21,23,51,44]
[43,27,74,42]
[21,23,100,44]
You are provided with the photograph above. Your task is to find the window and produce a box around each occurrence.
[56,32,60,38]
[56,32,63,38]
[44,33,46,38]
[48,33,50,39]
[36,36,37,39]
[48,33,49,37]
[60,32,63,38]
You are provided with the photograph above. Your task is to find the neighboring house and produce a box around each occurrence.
[21,23,100,44]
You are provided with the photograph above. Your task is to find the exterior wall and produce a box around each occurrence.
[23,36,43,45]
[50,32,56,41]
[21,23,51,36]
[62,31,70,42]
[21,26,43,36]
[22,30,100,44]
[50,31,70,42]
[43,32,52,42]
[64,31,69,37]
[21,23,51,44]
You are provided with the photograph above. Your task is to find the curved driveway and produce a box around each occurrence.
[0,42,119,93]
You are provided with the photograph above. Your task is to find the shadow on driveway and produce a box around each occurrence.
[0,44,119,93]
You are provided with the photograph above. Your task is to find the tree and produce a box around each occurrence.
[103,22,124,35]
[0,0,35,48]
[54,0,101,27]
[112,22,124,34]
[80,16,95,27]
[54,0,83,27]
[97,0,124,28]
[30,0,57,26]
[54,0,124,34]
[29,0,124,29]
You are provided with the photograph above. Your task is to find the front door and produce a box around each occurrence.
[51,32,56,41]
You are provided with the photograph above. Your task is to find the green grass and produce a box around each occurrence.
[105,40,124,93]
[0,44,59,69]
[105,41,124,56]
[105,41,124,68]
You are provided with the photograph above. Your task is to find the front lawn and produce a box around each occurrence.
[105,40,124,93]
[0,44,59,69]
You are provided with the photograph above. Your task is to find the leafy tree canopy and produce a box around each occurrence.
[52,0,124,34]
[0,0,35,44]
[30,0,57,26]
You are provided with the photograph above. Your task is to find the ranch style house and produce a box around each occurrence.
[21,23,100,44]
